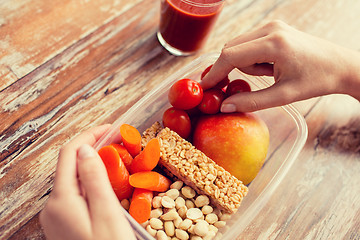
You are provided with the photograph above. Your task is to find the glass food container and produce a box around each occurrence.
[94,53,308,240]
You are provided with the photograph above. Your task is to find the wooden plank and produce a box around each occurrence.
[8,214,44,240]
[0,0,143,89]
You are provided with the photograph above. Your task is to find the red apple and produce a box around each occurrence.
[193,112,269,185]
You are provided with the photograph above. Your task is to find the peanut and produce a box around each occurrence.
[193,220,209,237]
[158,192,166,197]
[201,205,213,215]
[205,213,218,224]
[208,224,218,233]
[178,206,188,219]
[145,224,157,237]
[186,208,203,220]
[150,208,163,219]
[185,199,195,209]
[175,229,189,240]
[149,218,163,230]
[156,230,168,240]
[152,196,162,209]
[195,195,210,208]
[161,210,180,221]
[178,219,192,231]
[162,196,176,209]
[175,197,186,209]
[173,216,183,228]
[188,224,195,235]
[213,221,226,228]
[170,180,184,190]
[220,213,231,221]
[166,188,180,200]
[181,186,196,198]
[164,221,175,237]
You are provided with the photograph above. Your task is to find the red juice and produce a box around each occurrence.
[159,0,224,55]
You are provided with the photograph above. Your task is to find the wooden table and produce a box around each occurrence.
[1,0,359,239]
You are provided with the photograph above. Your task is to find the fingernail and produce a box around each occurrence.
[78,144,96,160]
[221,103,236,113]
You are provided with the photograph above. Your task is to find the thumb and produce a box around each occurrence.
[77,144,119,207]
[220,84,291,112]
[77,144,136,238]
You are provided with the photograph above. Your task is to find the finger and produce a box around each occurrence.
[223,36,278,69]
[52,124,111,195]
[225,22,271,48]
[201,36,277,89]
[240,63,274,76]
[220,83,293,112]
[200,28,266,90]
[200,54,234,90]
[225,20,290,48]
[76,144,122,226]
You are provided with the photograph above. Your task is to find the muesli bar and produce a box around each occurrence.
[142,122,248,213]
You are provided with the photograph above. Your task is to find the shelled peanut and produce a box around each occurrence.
[129,180,231,240]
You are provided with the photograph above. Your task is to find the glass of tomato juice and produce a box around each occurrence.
[157,0,225,56]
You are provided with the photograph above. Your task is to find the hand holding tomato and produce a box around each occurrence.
[201,21,360,112]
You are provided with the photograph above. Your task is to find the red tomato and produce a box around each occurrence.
[198,89,225,114]
[201,65,230,89]
[168,79,203,110]
[162,107,192,139]
[225,79,251,97]
[214,77,230,90]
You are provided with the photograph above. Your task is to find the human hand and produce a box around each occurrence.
[201,20,360,112]
[40,125,136,240]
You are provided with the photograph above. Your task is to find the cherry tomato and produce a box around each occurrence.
[201,65,230,89]
[215,77,230,90]
[162,107,192,139]
[168,79,203,110]
[225,79,251,97]
[198,89,225,114]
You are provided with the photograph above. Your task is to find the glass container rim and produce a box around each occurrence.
[178,0,225,7]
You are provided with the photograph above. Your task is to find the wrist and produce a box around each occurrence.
[338,49,360,101]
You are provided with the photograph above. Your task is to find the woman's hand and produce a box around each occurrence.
[201,20,360,112]
[40,124,136,240]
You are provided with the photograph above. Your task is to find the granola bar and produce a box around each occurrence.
[141,121,163,148]
[142,122,248,213]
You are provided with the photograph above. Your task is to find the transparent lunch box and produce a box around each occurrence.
[94,53,308,240]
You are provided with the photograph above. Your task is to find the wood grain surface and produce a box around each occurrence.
[0,0,359,239]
